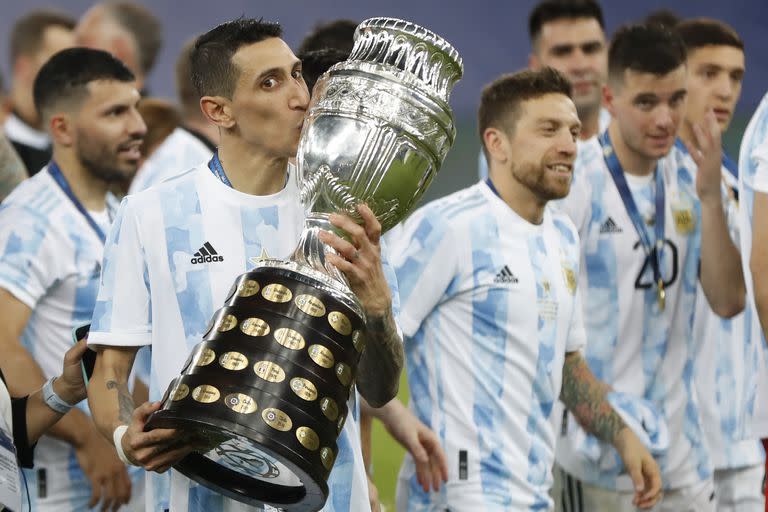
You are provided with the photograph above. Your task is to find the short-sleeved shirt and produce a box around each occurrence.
[554,137,711,490]
[390,181,586,511]
[738,91,768,438]
[684,144,765,470]
[90,164,398,511]
[0,167,125,509]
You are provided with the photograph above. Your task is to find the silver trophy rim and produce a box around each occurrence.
[354,17,464,75]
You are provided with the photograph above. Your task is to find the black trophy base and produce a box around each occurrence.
[147,409,326,511]
[146,262,365,512]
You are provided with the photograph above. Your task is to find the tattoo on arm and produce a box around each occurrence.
[106,380,135,424]
[356,305,404,407]
[560,351,626,443]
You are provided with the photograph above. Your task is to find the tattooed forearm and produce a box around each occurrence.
[106,379,135,424]
[560,351,626,443]
[355,305,404,407]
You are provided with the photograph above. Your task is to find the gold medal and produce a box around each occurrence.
[657,278,666,311]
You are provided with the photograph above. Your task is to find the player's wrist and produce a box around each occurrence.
[113,424,138,466]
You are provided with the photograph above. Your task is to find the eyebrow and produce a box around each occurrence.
[549,40,603,52]
[254,59,302,83]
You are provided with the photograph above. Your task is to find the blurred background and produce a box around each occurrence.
[1,1,764,507]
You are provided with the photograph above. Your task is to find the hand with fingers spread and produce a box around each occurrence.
[318,204,392,317]
[687,109,724,203]
[613,427,663,509]
[121,401,206,474]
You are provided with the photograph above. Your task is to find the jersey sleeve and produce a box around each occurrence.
[0,204,63,309]
[88,197,152,347]
[751,134,768,194]
[566,287,588,353]
[389,207,459,338]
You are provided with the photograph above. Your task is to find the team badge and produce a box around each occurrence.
[671,195,696,235]
[562,265,577,295]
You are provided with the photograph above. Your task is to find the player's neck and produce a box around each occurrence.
[51,147,110,211]
[217,135,288,196]
[184,117,219,147]
[607,122,656,176]
[577,106,600,140]
[488,171,546,225]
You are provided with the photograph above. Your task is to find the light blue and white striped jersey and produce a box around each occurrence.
[0,168,145,510]
[390,181,586,511]
[477,108,611,180]
[554,137,711,490]
[128,127,212,195]
[685,143,765,470]
[128,127,213,393]
[738,91,768,439]
[90,164,396,512]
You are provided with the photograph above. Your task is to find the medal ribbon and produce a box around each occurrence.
[598,131,666,306]
[47,161,110,244]
[208,150,233,188]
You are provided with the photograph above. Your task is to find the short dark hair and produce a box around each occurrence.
[608,24,687,85]
[102,1,163,75]
[529,0,604,43]
[478,67,573,156]
[297,19,357,56]
[33,47,135,121]
[298,48,350,93]
[675,18,744,53]
[642,9,682,30]
[191,17,282,98]
[10,9,75,63]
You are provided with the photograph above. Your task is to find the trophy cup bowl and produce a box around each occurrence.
[146,17,462,511]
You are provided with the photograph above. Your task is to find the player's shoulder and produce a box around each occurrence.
[547,206,580,245]
[407,182,491,231]
[126,165,202,208]
[0,170,66,226]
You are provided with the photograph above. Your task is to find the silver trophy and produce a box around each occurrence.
[148,17,462,511]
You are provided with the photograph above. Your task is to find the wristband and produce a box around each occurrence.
[41,377,73,414]
[113,425,137,466]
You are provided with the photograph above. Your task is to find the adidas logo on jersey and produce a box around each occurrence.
[599,217,623,234]
[191,242,224,264]
[494,265,518,284]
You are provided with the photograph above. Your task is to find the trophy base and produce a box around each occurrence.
[147,408,327,511]
[146,261,366,511]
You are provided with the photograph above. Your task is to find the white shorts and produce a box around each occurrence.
[713,464,765,512]
[553,465,715,512]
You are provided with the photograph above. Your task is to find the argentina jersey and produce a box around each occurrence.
[390,181,586,511]
[0,168,146,511]
[738,91,768,438]
[683,143,765,470]
[555,137,711,490]
[90,164,395,512]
